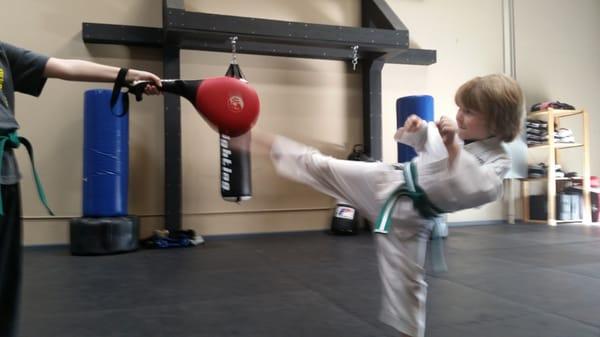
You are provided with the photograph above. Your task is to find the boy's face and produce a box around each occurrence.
[456,106,492,141]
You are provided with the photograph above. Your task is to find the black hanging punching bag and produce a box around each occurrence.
[220,62,252,202]
[220,132,252,201]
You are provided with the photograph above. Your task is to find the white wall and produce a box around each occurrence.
[3,0,598,244]
[5,0,364,244]
[514,0,600,177]
[382,0,507,222]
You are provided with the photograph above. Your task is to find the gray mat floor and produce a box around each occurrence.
[20,224,600,337]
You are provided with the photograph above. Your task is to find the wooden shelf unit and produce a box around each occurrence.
[522,108,591,226]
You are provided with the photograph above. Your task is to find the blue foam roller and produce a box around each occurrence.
[82,89,129,217]
[396,95,434,162]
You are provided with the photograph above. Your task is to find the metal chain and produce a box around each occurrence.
[230,36,238,64]
[351,45,359,71]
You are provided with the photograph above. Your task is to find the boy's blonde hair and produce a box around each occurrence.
[455,74,524,142]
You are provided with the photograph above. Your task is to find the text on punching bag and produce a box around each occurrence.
[220,135,232,191]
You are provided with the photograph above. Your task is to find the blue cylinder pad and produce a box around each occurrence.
[396,95,434,162]
[82,89,129,217]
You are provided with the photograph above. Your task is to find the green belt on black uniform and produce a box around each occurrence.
[0,131,53,216]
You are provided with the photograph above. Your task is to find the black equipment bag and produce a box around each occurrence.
[330,145,374,234]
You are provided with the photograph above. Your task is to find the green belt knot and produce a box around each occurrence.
[374,161,443,234]
[0,131,54,216]
[6,132,20,148]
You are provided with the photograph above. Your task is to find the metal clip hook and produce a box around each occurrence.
[230,36,238,64]
[351,45,359,71]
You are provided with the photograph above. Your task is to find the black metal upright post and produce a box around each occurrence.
[163,47,181,232]
[361,58,385,160]
[360,0,412,160]
[163,0,183,231]
[361,0,397,160]
[362,0,408,31]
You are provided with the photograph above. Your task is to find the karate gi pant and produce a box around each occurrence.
[270,137,435,337]
[375,215,432,337]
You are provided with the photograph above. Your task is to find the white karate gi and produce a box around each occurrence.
[270,122,511,337]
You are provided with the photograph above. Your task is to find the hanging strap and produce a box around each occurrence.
[374,161,447,272]
[0,131,54,216]
[111,67,129,109]
[110,67,138,116]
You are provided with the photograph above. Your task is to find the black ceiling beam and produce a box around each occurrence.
[383,49,436,65]
[82,23,434,65]
[163,8,409,51]
[180,35,361,60]
[82,23,163,47]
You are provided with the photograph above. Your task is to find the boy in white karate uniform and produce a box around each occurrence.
[255,74,523,337]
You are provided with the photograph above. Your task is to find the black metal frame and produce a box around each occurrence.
[82,0,436,231]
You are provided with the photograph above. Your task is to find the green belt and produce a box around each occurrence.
[374,161,447,272]
[0,131,54,216]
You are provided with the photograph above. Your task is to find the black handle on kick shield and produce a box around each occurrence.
[112,69,201,107]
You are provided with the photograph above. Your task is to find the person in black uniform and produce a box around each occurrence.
[0,40,161,337]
